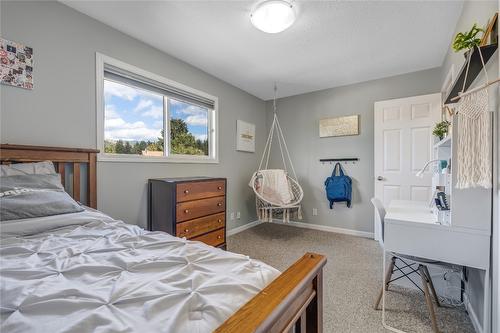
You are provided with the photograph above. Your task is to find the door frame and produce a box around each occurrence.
[373,92,442,241]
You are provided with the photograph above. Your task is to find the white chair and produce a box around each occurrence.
[371,198,442,333]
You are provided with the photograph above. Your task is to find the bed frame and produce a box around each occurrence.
[0,144,99,208]
[0,144,326,333]
[216,252,326,333]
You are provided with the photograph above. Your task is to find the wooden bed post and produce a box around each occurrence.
[88,152,97,208]
[306,271,323,333]
[215,252,326,333]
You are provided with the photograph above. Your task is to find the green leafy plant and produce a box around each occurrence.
[452,23,484,52]
[433,120,451,140]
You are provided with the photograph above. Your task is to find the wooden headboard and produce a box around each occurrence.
[0,144,99,208]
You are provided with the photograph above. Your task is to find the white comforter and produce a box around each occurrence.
[0,210,280,333]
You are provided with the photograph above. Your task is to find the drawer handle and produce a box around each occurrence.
[217,186,222,190]
[184,229,189,233]
[218,219,222,223]
[217,235,222,239]
[184,209,189,213]
[217,203,222,207]
[184,190,189,194]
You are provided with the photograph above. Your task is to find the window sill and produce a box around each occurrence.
[97,154,219,164]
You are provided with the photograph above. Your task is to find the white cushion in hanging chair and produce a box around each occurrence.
[250,169,294,205]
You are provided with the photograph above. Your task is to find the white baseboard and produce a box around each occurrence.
[227,218,373,239]
[464,294,483,333]
[227,220,263,236]
[269,219,374,239]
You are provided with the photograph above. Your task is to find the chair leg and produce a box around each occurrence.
[374,256,396,310]
[419,265,440,333]
[374,287,383,311]
[385,257,396,291]
[423,265,441,307]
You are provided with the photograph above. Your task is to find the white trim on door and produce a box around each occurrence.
[373,93,442,241]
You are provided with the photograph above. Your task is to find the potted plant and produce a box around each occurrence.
[433,120,451,140]
[452,23,484,56]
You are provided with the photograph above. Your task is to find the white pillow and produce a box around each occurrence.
[0,161,56,176]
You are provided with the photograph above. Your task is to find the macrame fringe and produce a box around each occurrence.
[456,88,492,189]
[256,205,303,223]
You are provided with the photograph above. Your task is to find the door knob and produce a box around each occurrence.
[377,176,384,181]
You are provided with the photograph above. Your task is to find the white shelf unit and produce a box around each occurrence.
[428,117,491,265]
[432,135,452,225]
[433,135,451,149]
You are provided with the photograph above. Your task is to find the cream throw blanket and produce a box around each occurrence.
[251,169,293,205]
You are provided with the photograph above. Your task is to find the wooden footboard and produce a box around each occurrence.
[215,252,326,333]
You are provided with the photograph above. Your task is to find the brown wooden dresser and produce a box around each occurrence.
[147,177,227,249]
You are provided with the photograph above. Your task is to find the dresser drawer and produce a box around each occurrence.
[191,228,225,247]
[176,196,225,222]
[176,180,225,203]
[176,213,225,238]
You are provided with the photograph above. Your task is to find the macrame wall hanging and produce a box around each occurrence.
[453,46,496,189]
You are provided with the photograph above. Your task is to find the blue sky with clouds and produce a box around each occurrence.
[169,99,208,141]
[104,80,208,142]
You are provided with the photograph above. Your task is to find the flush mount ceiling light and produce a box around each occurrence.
[250,0,296,34]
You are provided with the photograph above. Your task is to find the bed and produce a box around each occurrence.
[0,144,326,333]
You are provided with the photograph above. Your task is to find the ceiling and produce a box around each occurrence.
[62,1,463,100]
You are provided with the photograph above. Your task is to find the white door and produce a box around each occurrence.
[374,93,441,241]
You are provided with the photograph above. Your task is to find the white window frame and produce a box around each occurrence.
[96,53,219,163]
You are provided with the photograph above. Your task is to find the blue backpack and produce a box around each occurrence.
[324,163,352,209]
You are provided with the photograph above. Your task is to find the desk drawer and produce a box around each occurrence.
[176,196,225,222]
[176,213,225,238]
[176,180,225,203]
[191,228,225,247]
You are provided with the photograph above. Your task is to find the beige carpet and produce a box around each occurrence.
[227,223,475,333]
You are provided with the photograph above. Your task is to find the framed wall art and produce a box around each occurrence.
[319,115,359,138]
[236,120,255,152]
[0,38,34,90]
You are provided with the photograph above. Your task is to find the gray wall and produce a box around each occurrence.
[0,1,266,230]
[494,1,500,327]
[440,1,499,331]
[494,24,500,331]
[265,69,442,234]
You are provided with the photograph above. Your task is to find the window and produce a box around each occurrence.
[168,98,209,156]
[97,53,218,163]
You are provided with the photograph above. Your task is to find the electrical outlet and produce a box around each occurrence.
[236,212,241,219]
[312,208,318,216]
[230,212,235,220]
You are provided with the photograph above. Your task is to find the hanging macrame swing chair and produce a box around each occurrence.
[249,85,304,223]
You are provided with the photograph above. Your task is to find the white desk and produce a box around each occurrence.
[384,200,491,333]
[384,200,490,270]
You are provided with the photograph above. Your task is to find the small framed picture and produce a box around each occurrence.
[236,120,255,152]
[1,38,34,90]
